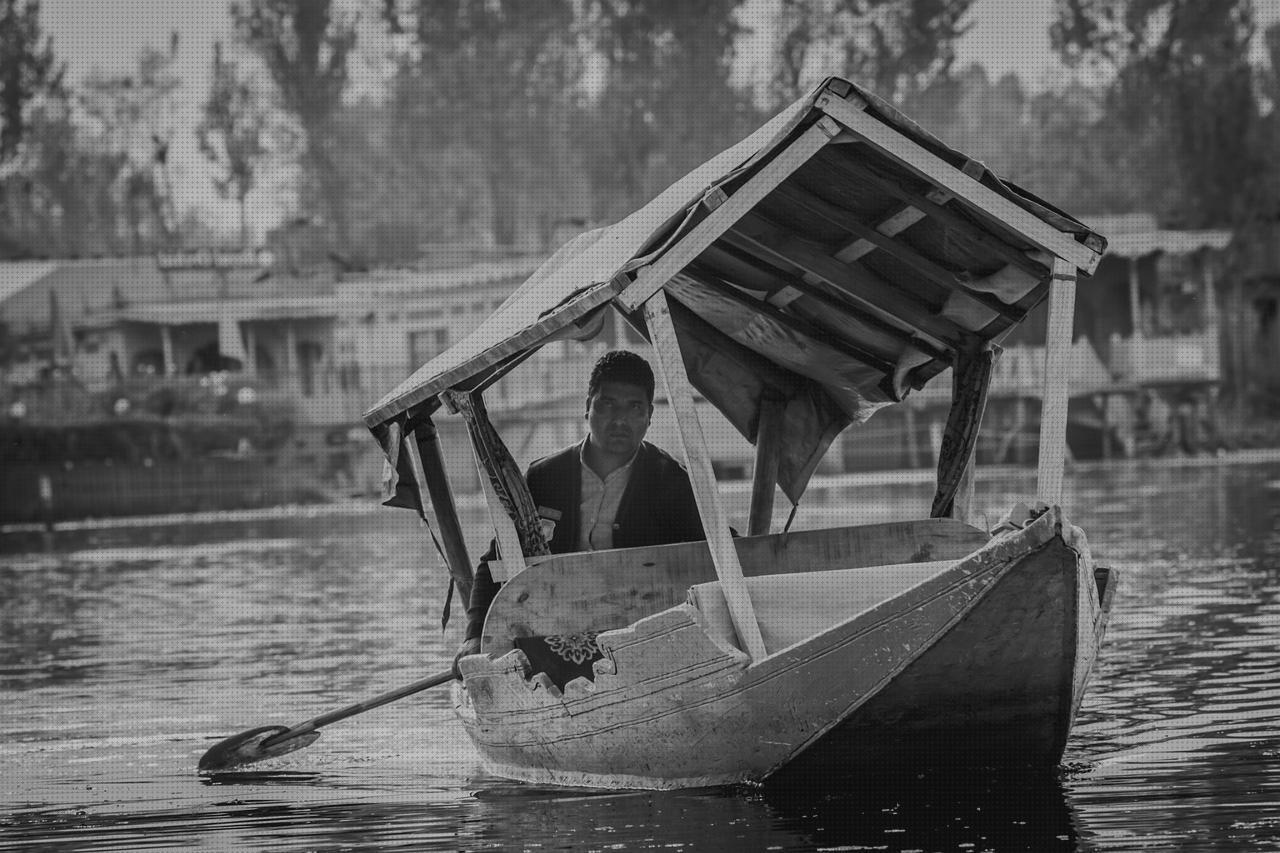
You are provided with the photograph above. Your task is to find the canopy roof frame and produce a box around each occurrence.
[366,76,1106,507]
[811,89,1103,276]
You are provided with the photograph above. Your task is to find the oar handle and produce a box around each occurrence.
[262,669,455,748]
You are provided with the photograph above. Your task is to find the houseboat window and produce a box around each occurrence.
[297,341,324,397]
[408,328,449,368]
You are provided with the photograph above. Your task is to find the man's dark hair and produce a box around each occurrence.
[587,350,655,404]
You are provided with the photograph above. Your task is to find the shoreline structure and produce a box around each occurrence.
[6,446,1279,536]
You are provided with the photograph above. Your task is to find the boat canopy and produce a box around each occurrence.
[365,77,1105,503]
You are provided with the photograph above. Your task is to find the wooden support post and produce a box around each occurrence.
[244,324,258,375]
[1037,258,1078,506]
[1231,274,1247,418]
[748,394,785,536]
[1128,259,1143,340]
[1202,255,1219,336]
[285,322,299,388]
[644,290,768,661]
[403,421,474,606]
[160,325,175,377]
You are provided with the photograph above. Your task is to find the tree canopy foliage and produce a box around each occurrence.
[1050,0,1279,227]
[0,0,1276,261]
[0,0,62,164]
[196,42,270,249]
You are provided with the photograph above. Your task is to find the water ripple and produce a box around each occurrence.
[3,464,1280,851]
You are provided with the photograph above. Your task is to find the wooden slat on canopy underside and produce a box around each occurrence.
[617,77,1093,490]
[666,273,896,421]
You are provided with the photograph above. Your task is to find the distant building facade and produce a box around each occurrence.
[843,214,1236,469]
[4,211,1265,498]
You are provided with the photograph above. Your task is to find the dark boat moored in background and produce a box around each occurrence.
[0,371,337,524]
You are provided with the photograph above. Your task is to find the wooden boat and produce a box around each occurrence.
[363,77,1117,789]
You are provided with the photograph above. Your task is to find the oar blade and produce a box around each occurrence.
[198,725,321,772]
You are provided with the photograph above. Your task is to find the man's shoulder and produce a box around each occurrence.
[526,444,580,480]
[637,442,691,481]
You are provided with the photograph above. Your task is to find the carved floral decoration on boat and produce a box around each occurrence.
[545,632,601,665]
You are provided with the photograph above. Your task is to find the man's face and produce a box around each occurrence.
[587,380,652,458]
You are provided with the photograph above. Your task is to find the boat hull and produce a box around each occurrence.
[455,507,1109,789]
[773,533,1111,780]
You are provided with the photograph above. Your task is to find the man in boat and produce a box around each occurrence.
[456,350,705,664]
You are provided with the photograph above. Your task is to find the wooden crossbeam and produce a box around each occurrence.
[774,185,1022,323]
[644,290,768,661]
[696,245,950,362]
[766,285,804,308]
[832,160,985,263]
[817,91,1101,274]
[618,118,841,312]
[821,148,1048,280]
[721,217,965,346]
[676,272,898,375]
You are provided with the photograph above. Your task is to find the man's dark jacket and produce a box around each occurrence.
[464,441,705,641]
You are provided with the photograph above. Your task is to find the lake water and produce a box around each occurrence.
[2,458,1280,852]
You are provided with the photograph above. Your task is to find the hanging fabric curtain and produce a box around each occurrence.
[443,390,551,559]
[930,344,996,519]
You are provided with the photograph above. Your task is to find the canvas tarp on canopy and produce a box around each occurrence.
[366,77,1105,504]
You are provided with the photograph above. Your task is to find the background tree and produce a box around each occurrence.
[383,0,585,250]
[196,41,269,249]
[3,95,131,255]
[233,0,356,253]
[1051,0,1274,227]
[78,35,187,250]
[0,0,64,256]
[0,0,63,164]
[770,0,974,109]
[581,0,758,224]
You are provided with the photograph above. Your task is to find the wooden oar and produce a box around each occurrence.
[198,669,455,771]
